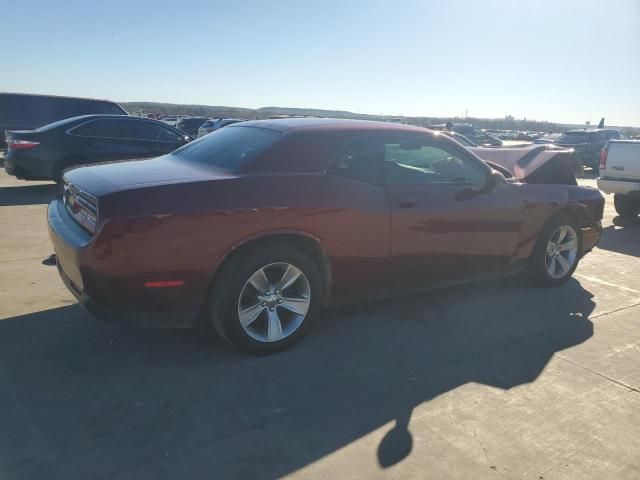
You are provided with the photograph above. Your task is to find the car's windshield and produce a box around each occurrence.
[172,125,280,170]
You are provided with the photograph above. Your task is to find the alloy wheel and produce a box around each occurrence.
[545,225,578,279]
[237,262,311,343]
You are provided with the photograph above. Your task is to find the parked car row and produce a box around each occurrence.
[197,118,245,137]
[157,116,247,138]
[429,123,503,147]
[486,129,547,141]
[1,92,246,182]
[0,92,127,149]
[4,115,190,181]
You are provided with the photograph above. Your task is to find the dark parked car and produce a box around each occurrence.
[197,118,245,137]
[439,130,477,147]
[48,118,603,354]
[553,129,624,171]
[175,117,210,138]
[451,124,503,146]
[0,92,127,149]
[429,123,503,147]
[5,115,190,182]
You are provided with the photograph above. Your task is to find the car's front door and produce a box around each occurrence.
[383,134,524,290]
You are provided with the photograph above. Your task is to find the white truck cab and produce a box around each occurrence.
[598,140,640,217]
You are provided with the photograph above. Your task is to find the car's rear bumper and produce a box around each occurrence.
[4,152,53,180]
[580,220,602,255]
[48,199,198,328]
[56,261,196,327]
[597,178,640,196]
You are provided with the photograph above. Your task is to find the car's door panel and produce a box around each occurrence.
[383,135,525,289]
[387,182,524,287]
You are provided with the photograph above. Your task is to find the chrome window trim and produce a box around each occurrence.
[66,118,184,144]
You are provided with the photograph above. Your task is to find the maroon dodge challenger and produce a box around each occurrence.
[48,118,603,354]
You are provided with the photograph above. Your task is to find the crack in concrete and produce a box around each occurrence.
[590,302,640,320]
[473,428,509,478]
[447,395,457,427]
[553,354,640,393]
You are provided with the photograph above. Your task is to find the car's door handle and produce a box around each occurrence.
[396,197,417,208]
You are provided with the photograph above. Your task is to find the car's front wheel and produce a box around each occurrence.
[528,215,581,287]
[209,246,322,354]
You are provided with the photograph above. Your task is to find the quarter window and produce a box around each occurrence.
[328,136,385,185]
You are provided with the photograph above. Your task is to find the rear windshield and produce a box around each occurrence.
[172,125,280,170]
[557,132,588,143]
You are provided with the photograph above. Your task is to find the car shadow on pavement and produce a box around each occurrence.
[598,217,640,257]
[0,279,595,480]
[0,184,58,207]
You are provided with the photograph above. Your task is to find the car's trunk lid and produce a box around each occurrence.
[470,145,578,184]
[63,154,235,196]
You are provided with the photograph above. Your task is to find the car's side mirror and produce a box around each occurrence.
[455,170,506,201]
[484,169,506,191]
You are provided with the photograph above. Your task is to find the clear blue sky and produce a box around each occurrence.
[3,0,639,126]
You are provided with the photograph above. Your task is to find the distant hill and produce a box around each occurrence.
[120,102,640,136]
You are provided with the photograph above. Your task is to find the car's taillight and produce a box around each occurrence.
[7,139,40,151]
[599,146,609,171]
[63,182,98,234]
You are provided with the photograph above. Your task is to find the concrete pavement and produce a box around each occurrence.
[0,162,639,479]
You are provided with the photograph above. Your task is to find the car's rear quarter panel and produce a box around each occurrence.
[112,173,391,308]
[510,184,604,264]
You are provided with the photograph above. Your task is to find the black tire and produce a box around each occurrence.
[614,194,640,218]
[52,162,71,184]
[208,245,322,355]
[528,214,582,287]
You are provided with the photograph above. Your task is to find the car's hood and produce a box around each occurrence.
[63,155,233,196]
[469,144,574,180]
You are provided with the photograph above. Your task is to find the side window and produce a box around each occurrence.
[71,119,126,138]
[328,136,384,185]
[384,139,487,186]
[127,121,183,142]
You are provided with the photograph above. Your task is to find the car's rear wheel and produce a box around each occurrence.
[614,194,640,218]
[528,215,581,287]
[209,246,322,354]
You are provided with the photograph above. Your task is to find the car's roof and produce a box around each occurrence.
[66,114,155,121]
[234,117,429,133]
[564,128,619,134]
[0,91,119,103]
[37,114,173,131]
